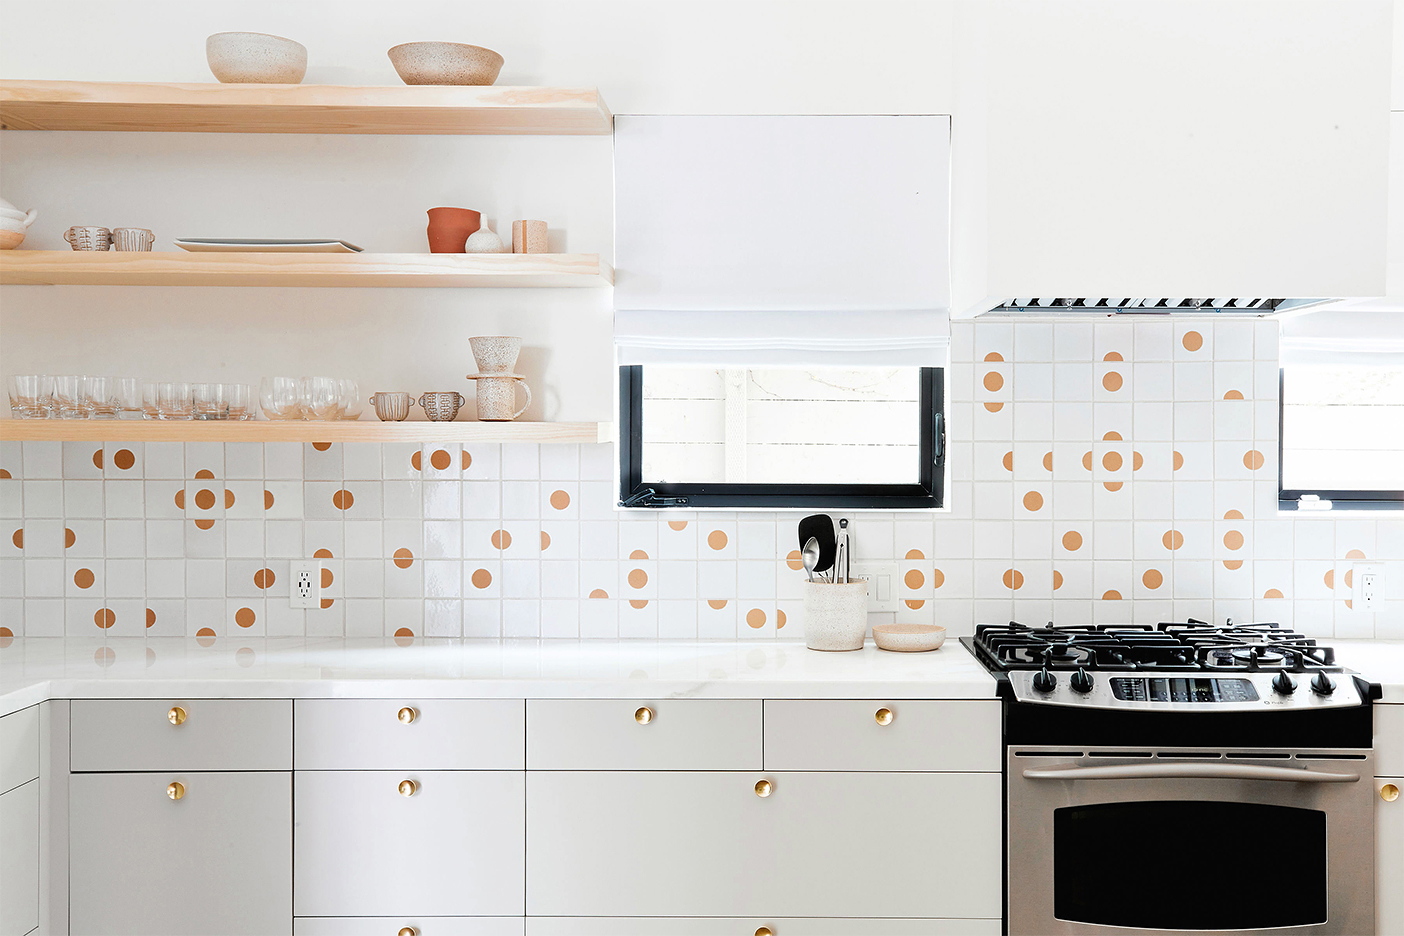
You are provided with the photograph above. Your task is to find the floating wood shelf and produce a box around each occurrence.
[0,420,611,444]
[0,81,612,135]
[0,251,613,288]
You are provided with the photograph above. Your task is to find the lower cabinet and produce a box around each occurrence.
[0,779,39,936]
[526,920,1001,935]
[294,771,525,917]
[68,771,292,936]
[294,919,524,935]
[526,771,1002,919]
[1381,776,1403,936]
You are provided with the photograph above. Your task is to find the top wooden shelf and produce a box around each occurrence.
[0,80,613,135]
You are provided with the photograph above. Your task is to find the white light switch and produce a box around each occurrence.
[852,562,900,613]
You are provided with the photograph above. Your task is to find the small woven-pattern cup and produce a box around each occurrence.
[418,391,465,421]
[64,226,111,251]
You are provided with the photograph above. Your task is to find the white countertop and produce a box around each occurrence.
[0,637,998,716]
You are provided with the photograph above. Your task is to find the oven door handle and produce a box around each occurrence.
[1022,763,1361,783]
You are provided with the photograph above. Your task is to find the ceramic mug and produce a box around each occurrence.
[369,391,412,422]
[469,336,522,375]
[64,226,111,251]
[473,375,531,421]
[418,391,465,422]
[111,227,155,251]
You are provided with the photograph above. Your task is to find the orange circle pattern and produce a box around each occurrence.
[313,548,333,559]
[1022,491,1043,511]
[983,371,1004,392]
[904,569,925,589]
[411,451,423,471]
[471,569,493,589]
[1003,569,1024,590]
[311,443,331,453]
[11,529,22,549]
[1062,531,1083,551]
[746,609,766,629]
[264,490,274,510]
[550,490,571,510]
[491,529,512,550]
[254,568,275,589]
[94,608,115,629]
[1223,530,1244,550]
[92,451,103,470]
[431,449,451,470]
[195,469,215,479]
[74,568,95,589]
[194,519,215,531]
[707,530,728,550]
[194,488,216,510]
[628,569,648,589]
[1002,451,1013,471]
[1102,451,1123,472]
[235,607,256,628]
[1163,530,1184,550]
[629,549,649,560]
[1142,569,1163,589]
[932,568,945,588]
[320,568,334,589]
[1264,588,1284,599]
[1182,331,1203,351]
[589,588,609,599]
[668,520,689,531]
[1102,371,1123,392]
[146,608,156,628]
[707,599,728,610]
[1244,450,1264,470]
[114,449,135,470]
[1042,452,1053,471]
[332,489,354,510]
[224,489,236,509]
[393,548,414,569]
[65,527,76,548]
[1053,571,1064,590]
[1102,590,1123,601]
[1173,451,1184,471]
[786,550,803,570]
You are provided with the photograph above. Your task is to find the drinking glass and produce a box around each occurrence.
[259,377,299,420]
[7,375,52,419]
[141,381,162,420]
[338,380,363,420]
[224,384,254,421]
[53,375,88,418]
[156,382,193,420]
[115,378,143,420]
[192,383,229,420]
[299,377,340,420]
[83,376,120,419]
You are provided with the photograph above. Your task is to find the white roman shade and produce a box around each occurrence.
[614,309,950,368]
[1280,309,1404,365]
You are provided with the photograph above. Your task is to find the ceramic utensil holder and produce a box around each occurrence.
[802,579,869,651]
[64,226,111,251]
[418,391,465,421]
[369,391,412,422]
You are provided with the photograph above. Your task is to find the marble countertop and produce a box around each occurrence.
[0,637,999,716]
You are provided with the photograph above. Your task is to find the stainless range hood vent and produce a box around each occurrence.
[991,298,1294,314]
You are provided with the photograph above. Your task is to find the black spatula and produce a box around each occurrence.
[797,514,836,577]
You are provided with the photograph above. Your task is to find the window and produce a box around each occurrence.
[1279,364,1404,510]
[618,365,945,509]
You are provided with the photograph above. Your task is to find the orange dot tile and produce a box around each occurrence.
[1102,451,1123,472]
[1223,560,1243,570]
[174,489,186,509]
[1346,548,1366,559]
[1022,491,1044,511]
[264,490,274,510]
[491,529,512,550]
[471,568,493,589]
[1182,330,1203,351]
[1003,569,1024,590]
[1243,450,1264,470]
[332,489,354,510]
[983,401,1004,413]
[74,568,95,589]
[776,610,787,629]
[746,608,766,628]
[94,608,115,629]
[628,568,648,589]
[0,469,9,480]
[224,489,236,509]
[1173,451,1184,471]
[984,352,1004,362]
[430,449,451,470]
[904,569,925,589]
[1223,389,1244,400]
[1163,530,1184,550]
[1223,530,1244,550]
[786,550,803,571]
[255,568,276,589]
[312,442,331,452]
[590,588,610,599]
[1103,481,1124,492]
[320,568,333,588]
[1132,451,1143,471]
[393,627,414,646]
[1102,431,1123,441]
[1142,569,1163,589]
[11,529,22,549]
[1042,451,1053,471]
[146,608,156,628]
[462,451,472,470]
[1103,351,1124,361]
[1082,452,1093,471]
[113,449,135,470]
[194,519,215,531]
[1264,588,1284,599]
[707,530,728,550]
[411,451,422,471]
[393,548,414,569]
[707,599,728,610]
[1002,451,1013,471]
[1062,531,1083,551]
[1053,571,1064,590]
[92,450,103,470]
[195,468,215,479]
[235,607,256,628]
[668,520,689,531]
[1223,509,1243,520]
[320,598,334,609]
[194,488,216,510]
[540,531,551,550]
[1324,569,1335,589]
[629,599,649,609]
[196,627,216,645]
[932,568,945,588]
[1101,371,1123,392]
[983,371,1004,392]
[905,549,925,560]
[550,490,571,510]
[1101,590,1123,600]
[629,549,650,560]
[313,548,333,559]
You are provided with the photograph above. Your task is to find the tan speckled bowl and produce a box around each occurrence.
[872,623,947,652]
[207,32,307,84]
[388,41,504,86]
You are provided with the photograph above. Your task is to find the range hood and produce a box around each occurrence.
[984,298,1335,315]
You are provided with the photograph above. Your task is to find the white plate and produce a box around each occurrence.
[175,238,363,253]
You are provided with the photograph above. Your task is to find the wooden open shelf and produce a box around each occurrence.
[0,251,612,288]
[0,81,612,135]
[0,420,611,444]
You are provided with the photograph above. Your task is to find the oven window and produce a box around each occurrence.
[1054,801,1326,929]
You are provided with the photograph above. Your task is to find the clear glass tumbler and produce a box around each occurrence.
[224,384,254,420]
[299,377,340,420]
[7,375,52,419]
[192,383,229,421]
[259,377,299,420]
[338,380,363,420]
[141,381,162,420]
[53,376,89,418]
[156,382,193,420]
[83,376,120,419]
[115,378,143,420]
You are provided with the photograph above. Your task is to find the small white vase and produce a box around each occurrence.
[464,224,506,253]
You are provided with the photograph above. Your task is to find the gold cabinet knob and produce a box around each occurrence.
[167,781,185,800]
[398,928,418,936]
[875,707,894,726]
[1384,783,1400,802]
[756,928,774,936]
[754,779,773,798]
[397,706,417,724]
[168,706,187,726]
[635,706,654,724]
[398,779,418,797]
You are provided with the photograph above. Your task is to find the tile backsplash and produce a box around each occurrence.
[1,319,1400,641]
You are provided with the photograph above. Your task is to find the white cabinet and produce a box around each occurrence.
[1378,705,1403,776]
[71,699,291,772]
[763,700,1000,772]
[294,770,524,917]
[294,918,523,935]
[69,771,291,935]
[526,770,1001,919]
[0,779,39,936]
[1380,776,1403,936]
[0,705,39,794]
[528,920,1001,935]
[527,699,761,770]
[295,700,524,770]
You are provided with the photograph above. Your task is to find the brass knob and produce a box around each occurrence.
[398,928,418,936]
[635,706,654,724]
[397,706,417,724]
[754,779,773,798]
[167,781,185,800]
[168,706,186,726]
[398,779,417,797]
[875,707,894,726]
[1384,783,1400,802]
[756,929,774,936]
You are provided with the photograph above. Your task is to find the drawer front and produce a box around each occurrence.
[0,705,39,794]
[527,700,761,770]
[763,700,1001,772]
[295,700,524,769]
[69,771,291,936]
[1381,777,1404,936]
[296,919,523,936]
[526,770,1002,918]
[0,780,39,936]
[295,770,524,917]
[527,919,1001,935]
[71,699,291,772]
[1377,704,1404,776]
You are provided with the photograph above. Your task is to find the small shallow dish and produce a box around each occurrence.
[388,41,504,85]
[872,623,947,652]
[175,239,362,253]
[207,32,308,84]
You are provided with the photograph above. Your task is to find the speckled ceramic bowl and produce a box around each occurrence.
[388,41,504,86]
[872,623,947,652]
[207,32,308,84]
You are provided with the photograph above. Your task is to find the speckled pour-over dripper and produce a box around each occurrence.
[469,336,521,375]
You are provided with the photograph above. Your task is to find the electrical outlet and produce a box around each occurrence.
[290,561,322,609]
[852,561,900,613]
[1353,562,1384,611]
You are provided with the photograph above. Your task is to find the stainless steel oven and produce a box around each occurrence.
[1008,745,1376,935]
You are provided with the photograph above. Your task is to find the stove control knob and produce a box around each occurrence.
[1310,672,1336,696]
[1070,668,1094,694]
[1032,668,1057,693]
[1272,670,1298,695]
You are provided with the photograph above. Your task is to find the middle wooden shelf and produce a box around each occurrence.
[0,250,612,288]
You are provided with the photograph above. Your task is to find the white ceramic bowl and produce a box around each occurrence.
[206,32,308,84]
[872,623,947,652]
[0,215,34,234]
[387,41,504,86]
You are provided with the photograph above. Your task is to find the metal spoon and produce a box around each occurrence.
[802,536,821,583]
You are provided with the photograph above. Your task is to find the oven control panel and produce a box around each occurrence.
[1009,669,1363,710]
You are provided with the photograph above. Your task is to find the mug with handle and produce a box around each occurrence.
[472,375,531,421]
[64,226,111,251]
[369,391,412,422]
[418,391,465,422]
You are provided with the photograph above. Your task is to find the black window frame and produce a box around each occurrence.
[1277,367,1404,511]
[618,365,946,509]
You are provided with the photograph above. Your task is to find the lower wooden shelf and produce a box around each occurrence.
[0,420,610,444]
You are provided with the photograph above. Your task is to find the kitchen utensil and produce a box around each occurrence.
[872,623,946,652]
[469,336,522,375]
[797,514,837,579]
[426,207,481,253]
[370,391,412,422]
[464,223,506,253]
[387,41,504,86]
[111,228,155,251]
[206,32,308,84]
[801,537,821,583]
[802,579,869,651]
[467,374,531,421]
[418,391,465,421]
[512,220,548,254]
[835,518,850,584]
[64,226,111,251]
[175,239,362,253]
[7,375,52,419]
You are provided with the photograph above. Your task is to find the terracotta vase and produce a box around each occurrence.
[426,207,481,253]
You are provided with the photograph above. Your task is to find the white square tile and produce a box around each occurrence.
[105,520,145,557]
[1255,320,1280,361]
[140,442,183,479]
[1132,363,1173,401]
[1054,363,1094,401]
[501,443,540,480]
[1094,322,1133,362]
[1013,363,1053,401]
[186,559,225,598]
[1013,403,1054,441]
[0,481,22,520]
[1133,402,1174,441]
[223,443,263,479]
[102,481,144,518]
[1134,320,1175,361]
[63,442,104,479]
[1053,402,1094,442]
[1174,323,1213,360]
[343,443,382,480]
[22,442,61,479]
[1215,320,1254,360]
[23,481,62,518]
[383,520,423,557]
[580,444,614,481]
[1174,362,1214,401]
[422,481,461,520]
[1214,401,1254,440]
[1053,322,1094,361]
[303,521,342,558]
[579,598,618,638]
[697,561,737,600]
[343,521,383,559]
[502,481,540,519]
[974,321,1014,361]
[424,559,464,598]
[184,442,223,478]
[264,521,303,559]
[540,444,580,480]
[63,481,104,518]
[344,559,384,598]
[303,443,341,481]
[383,480,423,519]
[1014,323,1053,361]
[1092,403,1133,442]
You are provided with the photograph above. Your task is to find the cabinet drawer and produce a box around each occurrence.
[1381,776,1403,936]
[763,700,1000,772]
[294,770,524,917]
[527,920,1000,935]
[527,700,761,770]
[295,700,524,769]
[0,705,39,794]
[1377,705,1404,776]
[0,780,39,936]
[71,699,291,772]
[527,771,1002,918]
[296,919,523,936]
